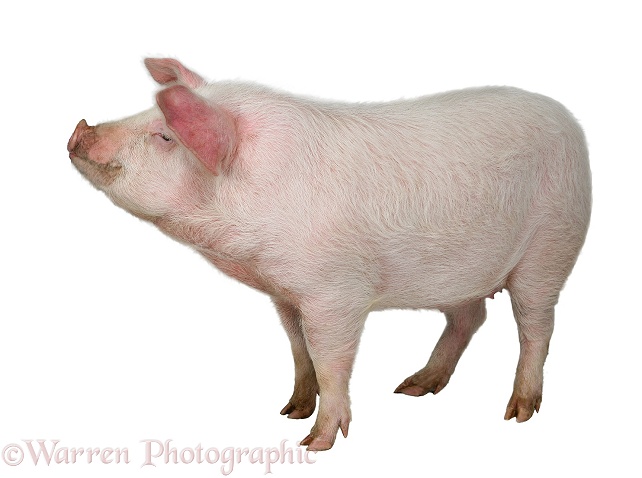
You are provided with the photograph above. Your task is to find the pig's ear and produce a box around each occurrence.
[144,58,205,89]
[156,85,237,175]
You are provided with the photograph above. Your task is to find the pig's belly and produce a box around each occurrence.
[374,226,528,309]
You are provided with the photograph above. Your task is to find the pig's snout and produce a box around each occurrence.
[68,119,122,186]
[68,119,97,160]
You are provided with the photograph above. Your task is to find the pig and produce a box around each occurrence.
[68,58,591,451]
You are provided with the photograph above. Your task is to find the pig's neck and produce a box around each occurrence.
[154,209,235,259]
[152,203,277,295]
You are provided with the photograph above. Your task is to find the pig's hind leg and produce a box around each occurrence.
[504,277,555,422]
[503,230,580,423]
[503,212,589,422]
[274,299,319,419]
[395,299,487,396]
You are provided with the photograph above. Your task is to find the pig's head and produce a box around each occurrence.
[68,58,237,219]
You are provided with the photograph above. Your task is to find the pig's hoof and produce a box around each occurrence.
[299,409,350,451]
[280,399,316,419]
[504,393,541,422]
[300,434,334,451]
[394,370,450,396]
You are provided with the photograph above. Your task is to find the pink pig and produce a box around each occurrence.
[68,58,591,451]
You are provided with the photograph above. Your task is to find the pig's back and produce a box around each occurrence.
[216,85,589,309]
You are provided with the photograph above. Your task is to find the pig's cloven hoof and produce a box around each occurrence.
[300,416,349,452]
[504,392,542,422]
[280,385,318,419]
[280,400,316,419]
[394,369,450,396]
[300,434,334,452]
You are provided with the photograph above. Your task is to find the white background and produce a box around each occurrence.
[1,1,640,476]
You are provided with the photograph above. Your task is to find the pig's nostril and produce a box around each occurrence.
[67,119,90,153]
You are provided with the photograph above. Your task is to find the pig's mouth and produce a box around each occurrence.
[70,153,122,187]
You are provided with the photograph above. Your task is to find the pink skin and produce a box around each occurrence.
[68,58,592,451]
[144,58,205,88]
[67,119,90,157]
[157,86,237,175]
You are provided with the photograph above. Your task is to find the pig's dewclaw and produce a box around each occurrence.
[504,393,542,422]
[394,369,450,396]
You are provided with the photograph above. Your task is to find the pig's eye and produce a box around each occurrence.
[151,131,175,149]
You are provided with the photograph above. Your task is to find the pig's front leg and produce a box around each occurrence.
[273,299,319,419]
[395,299,487,396]
[298,302,367,451]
